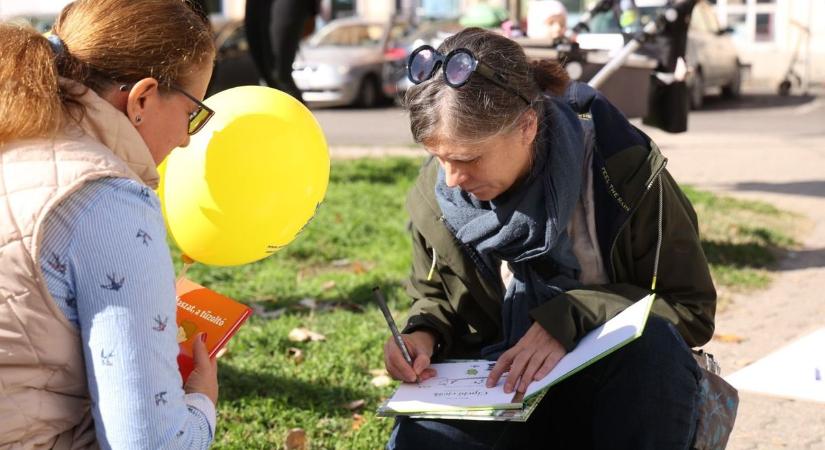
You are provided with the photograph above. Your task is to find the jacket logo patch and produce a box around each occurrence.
[601,167,630,212]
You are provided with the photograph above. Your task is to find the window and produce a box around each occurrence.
[726,13,748,40]
[755,12,774,42]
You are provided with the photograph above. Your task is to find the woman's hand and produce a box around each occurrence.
[486,322,566,394]
[184,332,219,405]
[383,330,439,383]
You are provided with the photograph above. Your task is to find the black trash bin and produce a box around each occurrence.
[643,73,688,133]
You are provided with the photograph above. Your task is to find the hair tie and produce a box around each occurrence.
[46,33,66,57]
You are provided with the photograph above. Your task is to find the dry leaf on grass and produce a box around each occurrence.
[321,280,337,291]
[287,347,305,364]
[714,333,747,344]
[284,428,307,450]
[288,327,326,342]
[342,399,366,411]
[351,261,366,274]
[351,413,365,431]
[371,375,392,387]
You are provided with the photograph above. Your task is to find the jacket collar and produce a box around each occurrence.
[63,79,161,189]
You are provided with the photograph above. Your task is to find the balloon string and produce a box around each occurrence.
[176,254,196,288]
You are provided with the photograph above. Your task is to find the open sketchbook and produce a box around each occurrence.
[377,294,655,421]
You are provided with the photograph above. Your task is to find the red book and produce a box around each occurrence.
[175,277,252,383]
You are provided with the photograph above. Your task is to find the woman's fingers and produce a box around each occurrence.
[504,350,534,393]
[518,348,550,393]
[419,367,438,381]
[384,339,416,381]
[486,349,515,388]
[534,349,561,381]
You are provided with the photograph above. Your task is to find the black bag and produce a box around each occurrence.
[691,350,739,450]
[643,73,689,133]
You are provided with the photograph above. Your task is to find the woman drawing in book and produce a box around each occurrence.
[382,27,716,449]
[0,1,219,448]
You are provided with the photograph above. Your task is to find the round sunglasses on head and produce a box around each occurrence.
[407,45,531,105]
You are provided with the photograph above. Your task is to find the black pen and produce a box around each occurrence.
[372,286,418,383]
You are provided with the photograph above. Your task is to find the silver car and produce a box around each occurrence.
[293,17,410,108]
[575,0,743,109]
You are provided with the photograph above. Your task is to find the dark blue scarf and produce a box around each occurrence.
[435,96,585,359]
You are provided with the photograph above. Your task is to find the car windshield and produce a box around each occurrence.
[310,23,386,47]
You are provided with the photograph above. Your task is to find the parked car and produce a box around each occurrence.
[381,19,464,102]
[292,17,415,108]
[575,0,742,109]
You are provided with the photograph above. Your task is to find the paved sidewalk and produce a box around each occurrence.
[328,92,825,449]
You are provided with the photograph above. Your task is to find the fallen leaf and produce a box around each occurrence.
[371,375,392,387]
[351,413,365,431]
[288,327,326,342]
[331,258,351,267]
[342,399,366,411]
[714,333,747,344]
[287,347,304,364]
[284,428,307,450]
[321,280,337,291]
[351,261,366,274]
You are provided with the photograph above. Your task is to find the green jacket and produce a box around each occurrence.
[402,134,716,359]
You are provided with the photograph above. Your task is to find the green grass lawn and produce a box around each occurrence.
[172,158,801,449]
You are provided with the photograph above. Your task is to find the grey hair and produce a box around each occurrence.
[405,27,569,146]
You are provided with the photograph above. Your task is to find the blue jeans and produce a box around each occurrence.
[386,317,701,450]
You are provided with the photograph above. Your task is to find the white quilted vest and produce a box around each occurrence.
[0,84,159,449]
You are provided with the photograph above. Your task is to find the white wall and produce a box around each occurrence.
[734,0,824,86]
[222,0,245,20]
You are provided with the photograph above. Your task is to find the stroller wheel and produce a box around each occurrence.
[778,79,792,96]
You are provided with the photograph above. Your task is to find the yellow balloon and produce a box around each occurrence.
[157,86,329,266]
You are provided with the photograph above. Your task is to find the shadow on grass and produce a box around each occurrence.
[249,277,408,317]
[218,364,376,414]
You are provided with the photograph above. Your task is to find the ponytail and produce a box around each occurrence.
[530,59,570,96]
[0,0,215,148]
[0,24,65,146]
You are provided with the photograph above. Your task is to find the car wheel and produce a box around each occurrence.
[356,75,381,108]
[721,63,742,99]
[689,69,704,110]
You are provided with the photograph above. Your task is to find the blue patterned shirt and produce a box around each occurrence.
[40,177,215,449]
